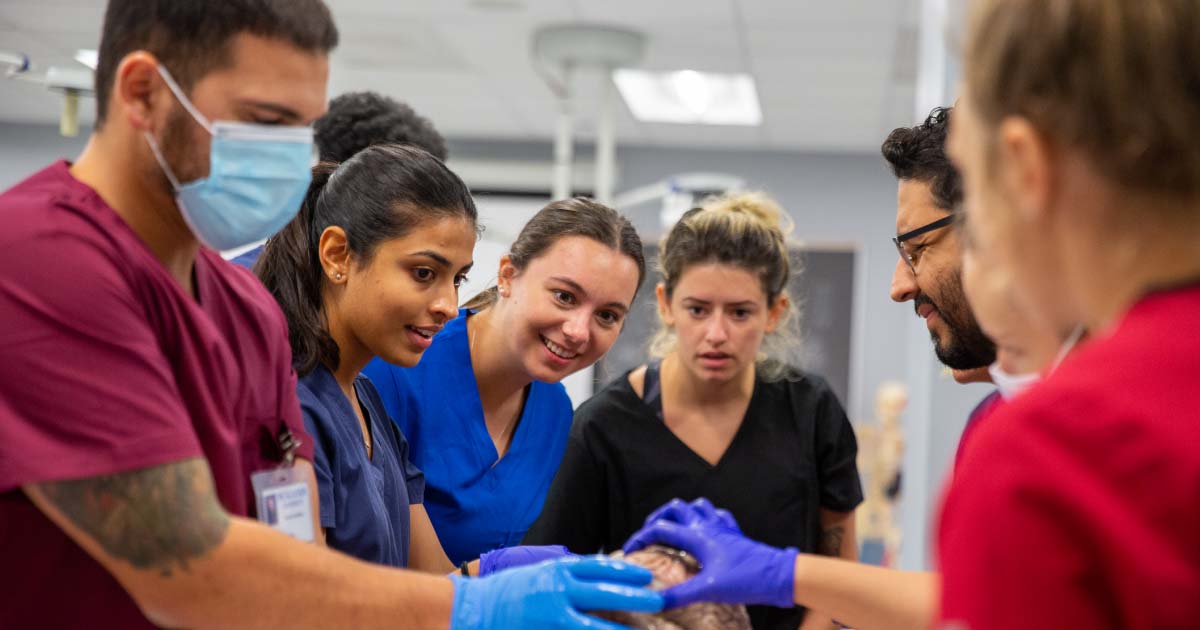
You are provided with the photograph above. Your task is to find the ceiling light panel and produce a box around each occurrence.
[613,68,762,126]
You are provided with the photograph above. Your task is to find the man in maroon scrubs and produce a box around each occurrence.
[0,2,661,629]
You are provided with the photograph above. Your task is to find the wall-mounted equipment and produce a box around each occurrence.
[2,48,96,137]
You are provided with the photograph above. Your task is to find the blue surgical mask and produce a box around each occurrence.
[143,65,314,251]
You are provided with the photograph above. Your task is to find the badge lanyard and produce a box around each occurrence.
[249,426,316,543]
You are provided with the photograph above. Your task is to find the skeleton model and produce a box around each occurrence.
[855,381,907,566]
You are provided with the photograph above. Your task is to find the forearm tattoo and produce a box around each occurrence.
[35,458,231,576]
[819,525,845,557]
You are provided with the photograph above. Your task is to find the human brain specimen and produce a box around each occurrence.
[596,546,752,630]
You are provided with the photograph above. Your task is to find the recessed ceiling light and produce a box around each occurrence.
[74,49,98,70]
[613,69,761,126]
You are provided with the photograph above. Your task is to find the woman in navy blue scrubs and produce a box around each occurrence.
[257,144,477,570]
[363,198,646,565]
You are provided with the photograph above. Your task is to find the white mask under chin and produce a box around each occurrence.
[988,363,1041,400]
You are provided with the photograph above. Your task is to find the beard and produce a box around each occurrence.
[916,268,997,370]
[154,103,209,188]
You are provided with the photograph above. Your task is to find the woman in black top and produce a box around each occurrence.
[525,192,863,630]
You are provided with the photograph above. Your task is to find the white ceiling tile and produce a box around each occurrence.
[636,27,745,73]
[0,0,918,154]
[747,25,894,60]
[576,0,735,26]
[331,17,471,71]
[330,0,577,23]
[738,0,904,27]
[0,2,106,33]
[435,18,546,71]
[39,30,101,55]
[329,66,533,137]
[0,29,82,71]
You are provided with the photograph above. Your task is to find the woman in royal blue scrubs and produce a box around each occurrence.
[257,144,477,569]
[363,198,646,565]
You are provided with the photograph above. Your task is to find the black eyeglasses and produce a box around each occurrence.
[892,214,957,273]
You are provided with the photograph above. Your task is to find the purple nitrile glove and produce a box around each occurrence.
[478,544,575,576]
[624,498,798,610]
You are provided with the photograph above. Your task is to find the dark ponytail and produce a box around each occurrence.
[462,197,646,310]
[256,143,478,376]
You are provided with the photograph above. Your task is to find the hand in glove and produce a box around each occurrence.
[450,555,663,630]
[623,498,797,610]
[478,544,575,577]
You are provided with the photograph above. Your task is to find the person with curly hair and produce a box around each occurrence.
[315,91,447,163]
[883,106,995,383]
[229,91,447,269]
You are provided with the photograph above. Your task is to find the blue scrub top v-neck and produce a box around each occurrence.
[362,308,573,565]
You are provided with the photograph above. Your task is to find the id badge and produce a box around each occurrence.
[251,466,315,543]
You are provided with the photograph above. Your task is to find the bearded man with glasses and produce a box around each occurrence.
[884,107,997,380]
[882,107,1007,476]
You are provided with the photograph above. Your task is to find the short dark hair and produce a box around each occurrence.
[95,0,339,127]
[881,107,962,211]
[256,145,478,376]
[315,92,449,162]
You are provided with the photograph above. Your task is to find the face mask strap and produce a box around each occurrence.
[155,64,214,135]
[1050,324,1087,373]
[989,362,1040,398]
[143,131,182,190]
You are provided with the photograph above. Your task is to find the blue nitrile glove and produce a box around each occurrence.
[449,555,664,630]
[478,544,575,576]
[623,498,798,610]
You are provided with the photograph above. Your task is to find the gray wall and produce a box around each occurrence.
[0,122,91,190]
[0,122,993,569]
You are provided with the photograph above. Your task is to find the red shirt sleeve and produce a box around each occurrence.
[937,409,1110,630]
[0,225,202,490]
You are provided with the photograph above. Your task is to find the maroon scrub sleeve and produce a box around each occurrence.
[0,228,203,491]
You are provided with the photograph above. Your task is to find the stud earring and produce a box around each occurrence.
[335,272,344,281]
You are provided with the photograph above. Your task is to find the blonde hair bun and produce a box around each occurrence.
[699,191,794,237]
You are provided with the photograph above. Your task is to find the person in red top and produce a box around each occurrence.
[940,0,1200,627]
[0,2,662,629]
[952,221,1070,470]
